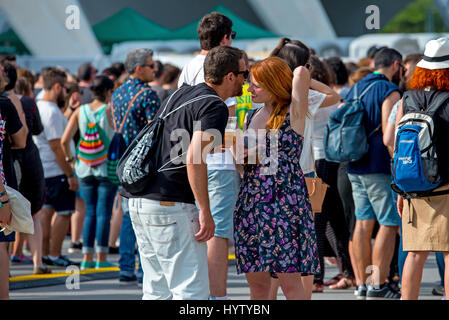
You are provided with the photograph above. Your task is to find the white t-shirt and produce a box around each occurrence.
[312,102,339,161]
[179,54,237,170]
[388,100,401,125]
[300,90,326,174]
[33,100,75,178]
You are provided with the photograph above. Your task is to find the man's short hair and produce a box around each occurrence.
[77,63,96,82]
[43,68,67,90]
[154,61,164,79]
[1,62,17,91]
[374,48,403,69]
[197,12,233,51]
[367,45,387,59]
[125,48,153,74]
[204,46,242,85]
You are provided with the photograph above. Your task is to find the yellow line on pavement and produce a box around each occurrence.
[10,255,236,282]
[9,267,119,282]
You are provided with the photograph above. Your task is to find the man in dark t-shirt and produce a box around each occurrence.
[122,46,246,300]
[345,48,403,299]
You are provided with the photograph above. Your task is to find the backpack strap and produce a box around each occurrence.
[111,88,151,133]
[353,80,383,138]
[359,80,381,100]
[157,86,220,120]
[156,94,222,173]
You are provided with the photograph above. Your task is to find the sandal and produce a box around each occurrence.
[328,277,355,290]
[323,273,343,286]
[312,283,324,293]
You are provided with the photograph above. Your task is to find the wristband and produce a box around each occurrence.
[67,173,75,178]
[1,199,9,205]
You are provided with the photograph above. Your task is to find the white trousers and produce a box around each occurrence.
[129,198,209,300]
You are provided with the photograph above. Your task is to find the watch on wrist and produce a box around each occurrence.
[65,156,75,163]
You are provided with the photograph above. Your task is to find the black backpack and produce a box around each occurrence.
[107,88,150,185]
[117,89,220,194]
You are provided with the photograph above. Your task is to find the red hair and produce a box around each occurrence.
[408,66,449,90]
[251,57,293,130]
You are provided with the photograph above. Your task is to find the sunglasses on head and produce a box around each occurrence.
[233,69,250,79]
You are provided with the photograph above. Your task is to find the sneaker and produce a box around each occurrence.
[80,261,96,270]
[95,261,116,269]
[59,255,80,266]
[33,265,52,275]
[109,246,119,254]
[46,255,80,267]
[432,284,445,296]
[119,274,137,285]
[10,254,33,264]
[42,256,52,265]
[366,283,401,300]
[68,242,82,254]
[355,284,367,300]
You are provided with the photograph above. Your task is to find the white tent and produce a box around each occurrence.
[349,33,449,60]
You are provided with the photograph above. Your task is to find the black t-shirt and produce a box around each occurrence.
[0,94,24,189]
[121,83,228,204]
[403,89,449,183]
[19,95,44,142]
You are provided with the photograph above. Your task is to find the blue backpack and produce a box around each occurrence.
[392,90,449,197]
[324,81,381,163]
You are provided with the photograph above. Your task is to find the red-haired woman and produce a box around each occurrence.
[233,57,320,300]
[396,37,449,300]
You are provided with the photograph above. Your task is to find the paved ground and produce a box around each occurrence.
[8,237,444,300]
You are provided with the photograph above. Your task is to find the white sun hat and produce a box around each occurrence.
[416,37,449,70]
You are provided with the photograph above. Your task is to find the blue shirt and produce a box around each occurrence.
[111,77,160,146]
[346,73,399,175]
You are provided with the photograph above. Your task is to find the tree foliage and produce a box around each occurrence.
[382,0,448,33]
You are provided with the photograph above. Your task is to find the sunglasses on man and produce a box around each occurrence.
[142,63,155,69]
[230,31,236,40]
[233,69,250,79]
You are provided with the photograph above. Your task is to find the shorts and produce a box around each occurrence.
[207,169,241,239]
[402,184,449,252]
[42,175,76,215]
[0,231,15,242]
[348,173,401,227]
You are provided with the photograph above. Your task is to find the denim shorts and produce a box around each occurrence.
[207,169,241,239]
[42,175,76,215]
[348,173,401,226]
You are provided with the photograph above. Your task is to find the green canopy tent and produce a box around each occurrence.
[0,29,30,54]
[92,7,171,53]
[168,4,278,40]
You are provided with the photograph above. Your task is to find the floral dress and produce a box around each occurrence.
[234,111,320,276]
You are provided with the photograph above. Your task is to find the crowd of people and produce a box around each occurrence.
[0,10,448,301]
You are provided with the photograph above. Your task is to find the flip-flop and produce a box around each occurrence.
[329,277,355,290]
